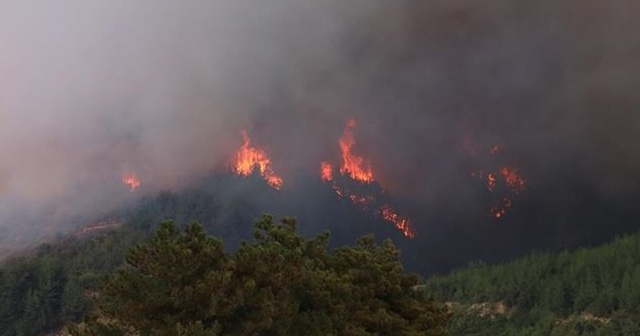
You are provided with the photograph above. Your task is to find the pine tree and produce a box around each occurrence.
[72,216,449,335]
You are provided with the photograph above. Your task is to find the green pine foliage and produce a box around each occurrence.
[0,188,260,335]
[72,215,450,336]
[424,233,640,335]
[3,184,640,335]
[0,228,142,336]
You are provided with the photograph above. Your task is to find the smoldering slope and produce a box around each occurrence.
[0,0,639,270]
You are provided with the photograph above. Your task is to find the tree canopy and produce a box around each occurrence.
[425,233,640,335]
[71,215,449,336]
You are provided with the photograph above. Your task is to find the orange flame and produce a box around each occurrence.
[339,119,374,183]
[321,161,333,181]
[319,118,414,238]
[234,131,283,189]
[380,205,414,238]
[122,173,140,192]
[491,205,506,219]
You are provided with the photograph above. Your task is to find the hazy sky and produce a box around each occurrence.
[0,0,639,246]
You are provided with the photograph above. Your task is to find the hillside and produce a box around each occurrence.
[3,179,640,335]
[424,232,640,335]
[0,178,414,336]
[0,188,242,335]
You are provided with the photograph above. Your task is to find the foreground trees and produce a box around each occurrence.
[425,233,640,335]
[71,215,449,335]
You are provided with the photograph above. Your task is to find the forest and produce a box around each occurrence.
[0,185,444,335]
[425,233,640,335]
[1,184,640,335]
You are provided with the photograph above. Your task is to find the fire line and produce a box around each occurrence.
[321,119,414,238]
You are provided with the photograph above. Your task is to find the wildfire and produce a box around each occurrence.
[122,173,140,192]
[491,205,506,219]
[491,197,512,219]
[499,166,526,194]
[321,161,333,181]
[339,119,374,183]
[380,205,414,238]
[233,131,283,189]
[487,173,497,192]
[467,142,527,220]
[320,118,414,238]
[348,194,375,210]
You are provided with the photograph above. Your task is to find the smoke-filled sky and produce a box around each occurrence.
[1,0,639,251]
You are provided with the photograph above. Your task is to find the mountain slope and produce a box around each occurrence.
[424,232,640,335]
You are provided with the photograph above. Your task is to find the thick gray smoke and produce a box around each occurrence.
[0,0,381,247]
[1,0,639,255]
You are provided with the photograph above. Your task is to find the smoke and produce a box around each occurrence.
[1,0,639,266]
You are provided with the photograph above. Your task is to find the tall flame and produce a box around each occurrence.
[321,118,414,238]
[234,131,283,189]
[339,119,374,183]
[122,173,140,192]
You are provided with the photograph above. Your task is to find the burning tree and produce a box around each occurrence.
[322,118,415,238]
[121,172,141,192]
[232,131,283,189]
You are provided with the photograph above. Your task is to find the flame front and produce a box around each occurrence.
[234,131,283,189]
[320,118,414,238]
[339,119,374,183]
[122,173,140,192]
[380,205,415,238]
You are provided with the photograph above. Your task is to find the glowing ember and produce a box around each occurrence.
[321,161,333,181]
[491,205,506,219]
[348,194,375,210]
[499,166,526,194]
[491,197,513,219]
[339,119,374,183]
[466,141,528,220]
[234,131,283,189]
[380,205,414,238]
[487,173,497,192]
[122,173,140,192]
[332,185,344,197]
